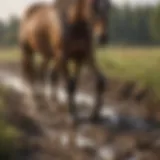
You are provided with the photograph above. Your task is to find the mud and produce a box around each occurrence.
[0,62,160,160]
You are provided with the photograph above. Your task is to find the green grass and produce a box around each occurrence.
[0,87,20,159]
[0,47,20,63]
[97,46,160,98]
[0,46,160,98]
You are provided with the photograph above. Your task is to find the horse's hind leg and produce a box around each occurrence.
[20,43,35,87]
[38,56,50,85]
[88,56,106,122]
[49,53,65,100]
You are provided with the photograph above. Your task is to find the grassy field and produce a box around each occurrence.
[0,46,160,97]
[0,47,20,63]
[98,46,160,98]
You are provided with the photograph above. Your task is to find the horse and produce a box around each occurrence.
[19,0,110,84]
[50,0,109,121]
[19,0,110,122]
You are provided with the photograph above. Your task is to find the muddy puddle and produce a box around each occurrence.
[0,67,160,160]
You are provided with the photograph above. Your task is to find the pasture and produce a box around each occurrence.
[0,46,160,98]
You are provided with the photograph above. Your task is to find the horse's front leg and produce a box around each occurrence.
[36,56,50,97]
[67,61,81,121]
[49,61,60,102]
[88,56,107,122]
[21,43,35,87]
[39,56,50,84]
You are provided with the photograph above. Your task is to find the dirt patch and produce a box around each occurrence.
[1,88,159,160]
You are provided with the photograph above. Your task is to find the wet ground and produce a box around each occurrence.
[0,62,160,160]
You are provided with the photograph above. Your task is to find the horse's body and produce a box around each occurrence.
[19,0,110,122]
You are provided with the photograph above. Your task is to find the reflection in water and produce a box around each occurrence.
[98,145,116,160]
[76,134,96,148]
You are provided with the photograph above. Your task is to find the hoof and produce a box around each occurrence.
[68,78,76,94]
[96,75,107,93]
[90,115,100,123]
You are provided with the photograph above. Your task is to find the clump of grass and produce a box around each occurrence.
[0,120,20,158]
[0,87,20,159]
[97,46,160,99]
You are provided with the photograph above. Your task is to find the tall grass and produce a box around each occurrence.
[98,46,160,98]
[0,87,20,159]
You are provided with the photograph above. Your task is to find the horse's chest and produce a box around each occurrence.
[66,37,90,58]
[64,25,92,57]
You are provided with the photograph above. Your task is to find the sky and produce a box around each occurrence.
[0,0,159,20]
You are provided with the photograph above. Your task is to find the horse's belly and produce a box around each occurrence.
[66,40,89,57]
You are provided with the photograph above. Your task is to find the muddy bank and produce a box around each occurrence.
[0,62,160,160]
[1,61,160,121]
[1,86,160,160]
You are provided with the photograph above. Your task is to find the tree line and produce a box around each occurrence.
[0,4,160,47]
[109,4,160,45]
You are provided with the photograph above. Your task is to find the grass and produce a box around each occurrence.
[0,46,160,98]
[0,87,20,159]
[97,46,160,98]
[0,47,20,63]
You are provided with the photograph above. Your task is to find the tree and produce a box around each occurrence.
[4,15,20,46]
[150,4,160,41]
[0,21,6,46]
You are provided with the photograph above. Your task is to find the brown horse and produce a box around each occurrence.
[19,0,110,84]
[51,0,108,121]
[19,0,110,122]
